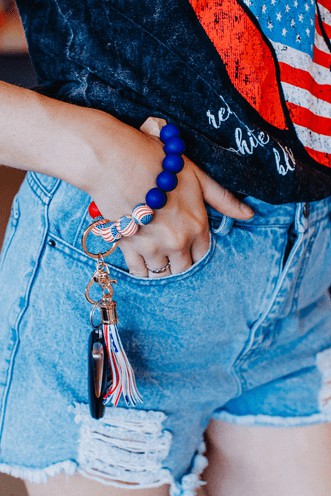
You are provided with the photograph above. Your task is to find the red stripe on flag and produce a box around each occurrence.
[315,17,331,41]
[317,0,331,12]
[305,147,331,168]
[313,46,331,69]
[279,63,331,104]
[287,102,331,136]
[188,0,287,129]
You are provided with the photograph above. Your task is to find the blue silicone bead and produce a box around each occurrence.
[146,188,167,209]
[156,170,178,192]
[160,124,180,143]
[162,154,184,173]
[163,136,185,155]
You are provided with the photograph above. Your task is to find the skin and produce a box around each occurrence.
[25,421,331,496]
[202,420,331,496]
[0,81,254,278]
[1,81,331,495]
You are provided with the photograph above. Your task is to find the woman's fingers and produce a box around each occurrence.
[190,229,211,264]
[112,115,247,279]
[193,164,254,220]
[139,116,254,221]
[121,225,210,279]
[120,248,148,277]
[168,250,192,275]
[144,256,171,279]
[121,243,172,278]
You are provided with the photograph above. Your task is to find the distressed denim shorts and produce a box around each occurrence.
[0,171,331,495]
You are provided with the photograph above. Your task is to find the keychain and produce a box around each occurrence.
[82,221,142,419]
[80,120,186,419]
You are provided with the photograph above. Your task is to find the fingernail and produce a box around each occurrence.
[241,205,255,218]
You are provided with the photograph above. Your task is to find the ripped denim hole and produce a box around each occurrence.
[71,403,173,488]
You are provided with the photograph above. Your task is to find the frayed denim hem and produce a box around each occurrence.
[0,460,77,483]
[0,447,207,496]
[0,402,208,496]
[213,347,331,428]
[212,410,331,428]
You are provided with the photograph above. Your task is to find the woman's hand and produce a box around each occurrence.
[83,115,254,278]
[0,82,253,277]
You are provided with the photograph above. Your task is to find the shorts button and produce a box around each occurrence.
[303,203,309,218]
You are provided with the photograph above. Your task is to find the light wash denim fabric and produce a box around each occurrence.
[0,172,331,495]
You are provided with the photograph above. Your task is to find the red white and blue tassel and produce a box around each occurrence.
[84,255,142,419]
[102,321,142,407]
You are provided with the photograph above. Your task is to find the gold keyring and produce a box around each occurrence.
[82,219,119,259]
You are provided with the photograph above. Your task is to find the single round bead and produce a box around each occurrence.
[160,123,180,143]
[88,201,102,218]
[132,203,154,225]
[102,222,122,242]
[116,215,139,237]
[156,170,178,192]
[145,188,167,210]
[163,136,185,155]
[162,154,184,173]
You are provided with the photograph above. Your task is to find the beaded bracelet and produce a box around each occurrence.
[88,123,185,243]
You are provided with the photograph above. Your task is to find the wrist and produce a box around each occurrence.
[76,113,166,218]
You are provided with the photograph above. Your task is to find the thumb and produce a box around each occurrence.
[139,116,254,220]
[194,165,254,220]
[139,116,167,137]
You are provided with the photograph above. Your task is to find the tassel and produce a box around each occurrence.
[84,254,143,418]
[102,322,142,407]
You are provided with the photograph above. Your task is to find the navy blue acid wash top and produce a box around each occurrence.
[16,0,331,204]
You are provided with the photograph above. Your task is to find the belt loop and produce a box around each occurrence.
[212,215,234,235]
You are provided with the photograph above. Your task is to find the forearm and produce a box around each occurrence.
[0,81,254,281]
[0,80,126,192]
[0,80,253,225]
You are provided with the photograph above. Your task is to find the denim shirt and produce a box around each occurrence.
[16,0,331,204]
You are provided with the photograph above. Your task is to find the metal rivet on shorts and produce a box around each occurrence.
[48,239,56,247]
[303,203,309,219]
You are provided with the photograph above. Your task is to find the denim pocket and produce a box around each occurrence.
[48,203,226,286]
[98,230,217,285]
[76,205,232,285]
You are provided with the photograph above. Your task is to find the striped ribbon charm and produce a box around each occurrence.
[102,322,142,407]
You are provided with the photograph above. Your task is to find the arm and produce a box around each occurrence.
[0,80,127,193]
[0,80,254,276]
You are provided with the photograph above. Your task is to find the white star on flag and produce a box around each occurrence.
[245,0,331,167]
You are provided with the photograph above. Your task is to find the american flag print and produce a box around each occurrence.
[188,0,331,169]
